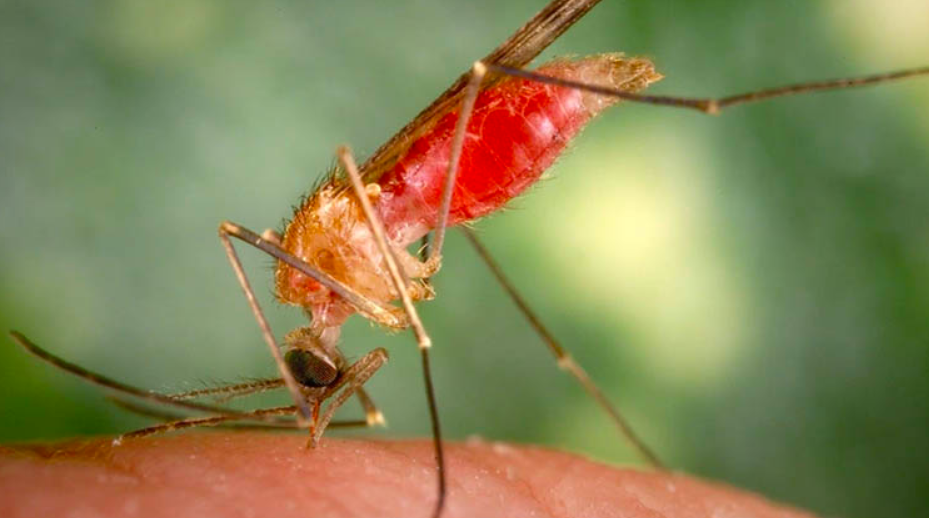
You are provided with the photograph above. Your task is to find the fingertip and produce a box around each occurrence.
[0,433,818,518]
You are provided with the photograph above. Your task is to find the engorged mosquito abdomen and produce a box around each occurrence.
[375,54,662,246]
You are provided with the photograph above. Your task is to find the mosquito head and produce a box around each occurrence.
[284,347,338,388]
[283,327,340,388]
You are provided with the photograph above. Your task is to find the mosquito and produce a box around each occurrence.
[9,1,928,517]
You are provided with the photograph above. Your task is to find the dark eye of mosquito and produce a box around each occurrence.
[285,349,338,388]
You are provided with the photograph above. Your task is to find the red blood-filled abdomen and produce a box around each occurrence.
[374,55,660,247]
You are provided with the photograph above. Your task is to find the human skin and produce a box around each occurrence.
[0,433,818,518]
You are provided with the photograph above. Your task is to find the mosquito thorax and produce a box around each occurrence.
[276,184,397,328]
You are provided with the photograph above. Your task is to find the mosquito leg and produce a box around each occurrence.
[338,147,447,518]
[485,62,929,115]
[108,397,296,428]
[333,348,386,427]
[8,332,367,437]
[110,397,234,423]
[416,235,438,305]
[116,405,298,443]
[110,404,390,443]
[7,331,268,418]
[114,351,387,444]
[168,378,285,403]
[114,398,374,436]
[337,148,432,350]
[218,223,313,423]
[353,386,385,427]
[428,61,487,264]
[459,227,665,468]
[309,347,389,447]
[389,61,487,279]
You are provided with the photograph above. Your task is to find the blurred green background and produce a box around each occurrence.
[1,0,927,516]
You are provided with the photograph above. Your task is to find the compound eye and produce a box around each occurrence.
[284,348,338,387]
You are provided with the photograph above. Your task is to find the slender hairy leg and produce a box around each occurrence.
[8,331,267,419]
[10,331,378,437]
[460,227,664,468]
[485,63,929,115]
[169,378,285,403]
[117,405,310,442]
[108,397,292,428]
[333,347,386,427]
[110,398,372,432]
[218,223,311,422]
[13,223,394,442]
[428,61,487,262]
[338,147,446,518]
[309,348,389,447]
[169,376,384,430]
[349,385,384,427]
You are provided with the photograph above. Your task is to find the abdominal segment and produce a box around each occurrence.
[375,54,661,247]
